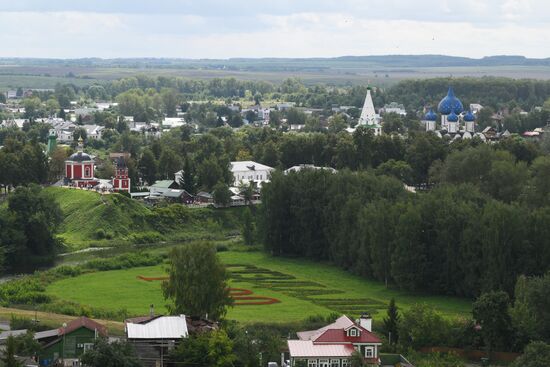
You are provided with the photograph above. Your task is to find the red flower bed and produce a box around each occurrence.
[137,276,281,306]
[233,296,281,305]
[137,276,169,281]
[229,288,253,296]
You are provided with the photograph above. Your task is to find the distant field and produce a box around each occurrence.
[46,251,472,324]
[2,63,550,90]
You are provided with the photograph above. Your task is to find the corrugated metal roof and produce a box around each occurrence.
[288,340,354,358]
[127,315,188,339]
[34,329,59,340]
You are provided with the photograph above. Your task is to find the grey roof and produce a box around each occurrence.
[151,180,176,189]
[161,189,192,198]
[34,329,59,340]
[0,329,28,341]
[68,151,93,162]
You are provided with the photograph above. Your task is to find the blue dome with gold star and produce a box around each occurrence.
[438,86,463,115]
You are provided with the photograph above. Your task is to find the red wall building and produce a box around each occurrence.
[112,157,131,192]
[65,150,99,188]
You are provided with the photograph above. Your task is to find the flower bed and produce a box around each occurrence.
[136,276,280,306]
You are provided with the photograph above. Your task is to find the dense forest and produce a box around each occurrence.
[259,144,550,299]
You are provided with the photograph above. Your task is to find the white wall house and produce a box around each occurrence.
[230,161,274,187]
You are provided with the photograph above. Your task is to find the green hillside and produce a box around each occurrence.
[44,188,242,251]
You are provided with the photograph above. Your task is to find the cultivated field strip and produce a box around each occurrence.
[227,264,385,317]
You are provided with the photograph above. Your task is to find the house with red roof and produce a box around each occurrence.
[288,314,383,366]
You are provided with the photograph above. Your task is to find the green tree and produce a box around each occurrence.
[241,207,255,246]
[80,338,142,367]
[472,291,513,353]
[5,185,62,271]
[162,242,233,320]
[139,149,157,185]
[213,182,232,207]
[398,304,449,349]
[383,298,400,345]
[2,336,22,367]
[510,341,550,367]
[171,330,236,367]
[158,148,181,180]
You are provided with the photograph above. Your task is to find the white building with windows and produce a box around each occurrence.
[230,161,274,187]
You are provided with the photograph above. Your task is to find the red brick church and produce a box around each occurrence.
[65,137,99,188]
[65,137,130,192]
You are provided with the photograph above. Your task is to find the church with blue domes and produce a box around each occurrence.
[422,86,481,140]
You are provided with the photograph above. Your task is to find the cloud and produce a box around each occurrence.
[0,1,549,58]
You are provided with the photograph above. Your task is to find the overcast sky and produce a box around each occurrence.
[1,0,549,59]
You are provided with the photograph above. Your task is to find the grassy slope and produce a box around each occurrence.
[45,188,153,249]
[46,251,471,324]
[45,187,243,251]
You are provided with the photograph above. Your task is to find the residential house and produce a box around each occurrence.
[382,102,406,116]
[288,315,383,367]
[230,161,274,187]
[149,180,179,195]
[126,315,188,367]
[195,191,214,204]
[36,317,107,366]
[82,124,105,140]
[162,117,186,129]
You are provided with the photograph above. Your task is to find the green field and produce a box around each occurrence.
[46,251,471,324]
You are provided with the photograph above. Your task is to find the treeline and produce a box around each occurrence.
[385,77,550,112]
[260,146,550,297]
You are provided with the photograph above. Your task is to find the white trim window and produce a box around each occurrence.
[319,359,329,367]
[330,359,340,367]
[341,360,349,367]
[365,347,374,358]
[349,328,357,337]
[308,360,318,367]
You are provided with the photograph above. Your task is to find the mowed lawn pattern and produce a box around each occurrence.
[46,251,472,323]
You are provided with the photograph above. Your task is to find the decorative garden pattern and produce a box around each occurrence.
[137,276,281,306]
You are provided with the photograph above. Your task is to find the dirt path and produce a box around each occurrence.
[0,307,125,335]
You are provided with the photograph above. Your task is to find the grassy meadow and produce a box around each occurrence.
[46,251,472,324]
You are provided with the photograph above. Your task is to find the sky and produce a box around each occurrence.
[0,0,549,59]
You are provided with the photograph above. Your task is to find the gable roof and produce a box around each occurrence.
[59,317,108,337]
[314,328,381,344]
[126,315,188,339]
[151,180,177,189]
[297,315,355,341]
[288,340,355,358]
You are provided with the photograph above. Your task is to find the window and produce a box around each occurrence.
[341,360,349,367]
[365,347,374,358]
[330,359,340,367]
[349,328,356,337]
[85,167,90,177]
[308,360,317,367]
[319,359,329,367]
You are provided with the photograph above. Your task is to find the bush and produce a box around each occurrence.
[83,253,164,271]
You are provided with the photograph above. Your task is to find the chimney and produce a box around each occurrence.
[149,304,154,317]
[357,313,372,332]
